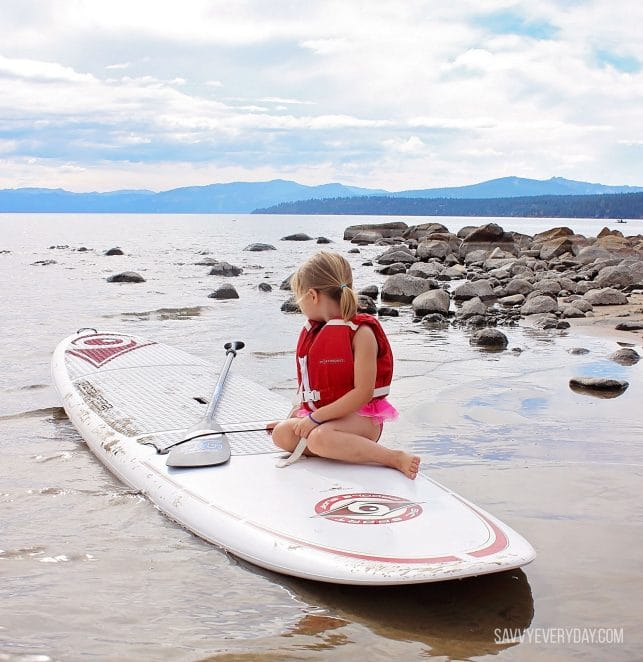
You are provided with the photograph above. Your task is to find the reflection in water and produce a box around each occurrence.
[569,382,629,399]
[280,569,534,658]
[103,306,207,321]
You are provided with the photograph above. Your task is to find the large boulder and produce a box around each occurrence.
[533,278,562,296]
[381,274,437,303]
[376,247,417,265]
[453,279,494,301]
[520,295,559,315]
[594,260,643,290]
[351,231,384,245]
[463,222,505,243]
[505,278,534,295]
[412,289,450,316]
[408,262,444,278]
[574,245,614,264]
[403,222,449,241]
[583,288,628,306]
[281,233,313,241]
[344,222,408,241]
[539,237,574,261]
[416,240,450,260]
[457,296,487,318]
[532,226,574,242]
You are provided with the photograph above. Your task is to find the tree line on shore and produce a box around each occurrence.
[255,192,643,219]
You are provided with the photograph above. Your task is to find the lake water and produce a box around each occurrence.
[1,213,642,661]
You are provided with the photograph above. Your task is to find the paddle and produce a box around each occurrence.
[166,341,244,468]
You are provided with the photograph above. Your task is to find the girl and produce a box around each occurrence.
[271,251,420,479]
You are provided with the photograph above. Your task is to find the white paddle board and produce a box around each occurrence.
[51,330,536,585]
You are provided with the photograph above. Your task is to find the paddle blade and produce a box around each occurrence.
[166,434,231,467]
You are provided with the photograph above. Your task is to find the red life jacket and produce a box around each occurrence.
[296,313,394,412]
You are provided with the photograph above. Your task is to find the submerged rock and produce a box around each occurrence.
[615,321,643,331]
[105,247,124,256]
[258,282,272,292]
[208,261,243,276]
[107,271,145,283]
[470,328,508,348]
[208,284,239,299]
[281,233,313,241]
[316,236,333,244]
[569,377,629,397]
[280,297,300,313]
[244,243,276,252]
[378,307,399,317]
[609,348,640,365]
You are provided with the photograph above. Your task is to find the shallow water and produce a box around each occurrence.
[1,213,642,660]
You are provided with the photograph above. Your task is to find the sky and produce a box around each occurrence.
[0,0,641,192]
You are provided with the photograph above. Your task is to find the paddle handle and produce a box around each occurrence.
[202,341,245,425]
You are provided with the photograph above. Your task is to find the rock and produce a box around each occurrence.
[470,328,508,348]
[381,274,437,303]
[457,226,478,239]
[533,279,562,296]
[557,320,571,329]
[280,274,294,290]
[348,248,360,254]
[316,236,333,244]
[442,264,467,279]
[463,249,490,265]
[48,245,69,250]
[569,377,629,396]
[357,295,378,314]
[609,348,640,365]
[560,305,586,318]
[107,271,145,283]
[568,347,590,355]
[258,282,272,292]
[0,249,10,254]
[376,247,417,265]
[281,233,313,241]
[499,294,526,306]
[533,226,574,242]
[574,246,614,264]
[531,313,559,329]
[376,262,407,276]
[362,261,373,266]
[412,289,450,316]
[615,321,643,331]
[359,285,379,298]
[344,222,408,241]
[416,240,450,260]
[408,262,443,278]
[583,288,628,306]
[521,295,559,315]
[351,231,384,245]
[453,279,494,301]
[421,313,449,327]
[539,238,574,261]
[105,247,124,256]
[378,307,399,317]
[403,222,449,241]
[457,296,487,318]
[32,259,57,266]
[375,262,406,276]
[208,261,243,276]
[463,222,505,243]
[280,297,300,313]
[208,284,239,299]
[244,243,276,252]
[595,261,643,290]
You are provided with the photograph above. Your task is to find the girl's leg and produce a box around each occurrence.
[306,414,420,480]
[270,418,302,452]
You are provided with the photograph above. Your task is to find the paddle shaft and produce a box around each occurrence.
[203,345,239,425]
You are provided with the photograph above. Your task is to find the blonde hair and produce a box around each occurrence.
[291,251,358,320]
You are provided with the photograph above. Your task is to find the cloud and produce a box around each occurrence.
[0,1,641,189]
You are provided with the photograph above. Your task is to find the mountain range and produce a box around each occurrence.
[0,177,641,213]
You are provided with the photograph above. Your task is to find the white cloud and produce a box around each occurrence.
[0,1,641,189]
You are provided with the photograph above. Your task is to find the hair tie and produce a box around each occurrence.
[339,283,348,290]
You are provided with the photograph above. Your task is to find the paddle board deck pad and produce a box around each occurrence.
[52,331,536,585]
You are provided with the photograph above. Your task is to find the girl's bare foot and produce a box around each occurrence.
[394,451,421,479]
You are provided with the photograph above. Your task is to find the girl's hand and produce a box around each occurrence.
[293,415,320,439]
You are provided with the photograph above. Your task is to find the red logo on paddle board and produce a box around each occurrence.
[314,493,422,525]
[67,333,156,368]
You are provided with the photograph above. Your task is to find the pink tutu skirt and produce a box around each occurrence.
[296,398,399,425]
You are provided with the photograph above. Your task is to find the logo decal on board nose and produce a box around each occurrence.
[314,493,423,524]
[67,333,156,368]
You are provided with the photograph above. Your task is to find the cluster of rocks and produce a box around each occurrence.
[344,221,643,331]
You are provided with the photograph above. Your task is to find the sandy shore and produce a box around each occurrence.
[565,292,643,344]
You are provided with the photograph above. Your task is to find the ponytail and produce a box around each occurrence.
[339,284,358,321]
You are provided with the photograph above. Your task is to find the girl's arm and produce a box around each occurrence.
[308,325,378,423]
